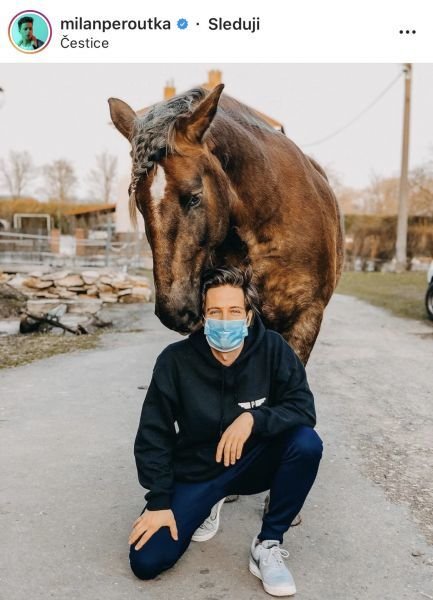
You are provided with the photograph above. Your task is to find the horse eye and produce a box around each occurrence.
[188,195,201,208]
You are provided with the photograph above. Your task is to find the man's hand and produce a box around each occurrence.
[216,412,254,466]
[129,508,178,550]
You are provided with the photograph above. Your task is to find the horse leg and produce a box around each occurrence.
[260,303,325,524]
[280,302,325,366]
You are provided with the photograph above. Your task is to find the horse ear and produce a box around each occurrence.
[108,98,136,141]
[175,84,225,145]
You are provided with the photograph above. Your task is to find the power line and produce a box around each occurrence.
[301,71,403,148]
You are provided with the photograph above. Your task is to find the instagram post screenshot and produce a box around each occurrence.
[0,1,432,598]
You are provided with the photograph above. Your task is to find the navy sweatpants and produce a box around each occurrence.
[130,424,323,580]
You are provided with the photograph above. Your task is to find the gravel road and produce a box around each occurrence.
[1,294,432,600]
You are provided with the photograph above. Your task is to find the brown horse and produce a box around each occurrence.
[109,84,344,364]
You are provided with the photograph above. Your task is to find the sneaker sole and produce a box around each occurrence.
[249,558,296,597]
[191,498,225,542]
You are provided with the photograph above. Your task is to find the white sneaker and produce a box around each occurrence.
[191,498,226,542]
[249,537,296,596]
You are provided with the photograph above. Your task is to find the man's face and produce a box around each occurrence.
[204,285,252,323]
[20,22,33,41]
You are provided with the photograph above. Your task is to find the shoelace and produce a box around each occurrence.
[198,507,218,531]
[198,520,214,531]
[262,545,290,567]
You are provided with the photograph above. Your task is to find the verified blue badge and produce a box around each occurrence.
[177,18,188,30]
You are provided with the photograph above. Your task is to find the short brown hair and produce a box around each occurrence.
[200,265,261,321]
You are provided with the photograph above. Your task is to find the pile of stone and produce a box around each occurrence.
[0,269,152,304]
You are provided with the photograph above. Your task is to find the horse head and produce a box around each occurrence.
[109,85,236,333]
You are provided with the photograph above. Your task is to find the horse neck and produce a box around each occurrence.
[208,118,276,226]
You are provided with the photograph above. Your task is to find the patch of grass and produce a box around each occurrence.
[0,329,103,369]
[336,271,431,322]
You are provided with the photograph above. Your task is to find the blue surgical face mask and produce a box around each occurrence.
[204,318,249,352]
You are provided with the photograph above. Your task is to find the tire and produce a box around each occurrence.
[425,283,433,320]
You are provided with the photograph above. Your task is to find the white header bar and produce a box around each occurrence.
[0,0,432,63]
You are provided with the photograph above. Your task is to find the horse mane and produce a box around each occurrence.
[128,87,207,228]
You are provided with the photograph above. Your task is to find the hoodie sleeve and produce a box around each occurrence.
[249,337,316,437]
[134,352,178,511]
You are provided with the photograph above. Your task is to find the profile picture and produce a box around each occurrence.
[8,10,52,53]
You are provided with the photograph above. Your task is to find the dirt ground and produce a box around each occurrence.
[0,303,148,369]
[1,295,432,599]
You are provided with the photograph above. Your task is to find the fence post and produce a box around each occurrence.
[75,228,86,257]
[105,217,112,267]
[50,228,60,254]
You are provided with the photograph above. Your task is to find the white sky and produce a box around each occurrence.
[0,63,432,199]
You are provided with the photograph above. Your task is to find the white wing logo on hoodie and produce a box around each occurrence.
[238,397,266,409]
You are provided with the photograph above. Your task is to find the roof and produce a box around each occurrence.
[62,203,116,216]
[136,103,283,131]
[135,79,284,132]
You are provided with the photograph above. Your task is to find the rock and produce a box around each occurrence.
[0,283,27,302]
[111,280,132,290]
[99,275,114,285]
[128,276,150,287]
[68,299,102,315]
[26,299,66,316]
[99,292,118,303]
[119,294,147,303]
[86,285,98,296]
[60,314,92,329]
[40,270,72,281]
[55,274,84,288]
[96,282,113,293]
[67,286,87,292]
[81,270,100,285]
[47,304,68,318]
[26,298,102,315]
[7,274,27,288]
[117,288,133,296]
[22,277,53,289]
[132,286,152,301]
[32,290,60,299]
[0,283,27,318]
[0,319,21,335]
[57,290,78,299]
[29,269,52,278]
[0,273,12,283]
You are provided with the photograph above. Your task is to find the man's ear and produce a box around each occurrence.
[108,97,136,141]
[246,310,253,326]
[174,84,224,146]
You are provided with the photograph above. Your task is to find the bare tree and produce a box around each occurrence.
[87,151,118,204]
[321,164,363,214]
[409,164,433,217]
[363,172,399,215]
[0,150,35,199]
[43,159,77,203]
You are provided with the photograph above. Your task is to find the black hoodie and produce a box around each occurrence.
[134,315,316,510]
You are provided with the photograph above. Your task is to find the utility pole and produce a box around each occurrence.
[395,63,412,272]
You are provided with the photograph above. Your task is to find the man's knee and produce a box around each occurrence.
[129,545,178,580]
[288,426,323,463]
